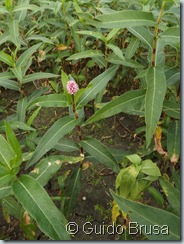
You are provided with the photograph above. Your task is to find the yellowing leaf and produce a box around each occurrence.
[56,44,68,51]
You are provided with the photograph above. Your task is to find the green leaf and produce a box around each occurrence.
[125,37,140,59]
[7,121,36,131]
[145,67,166,147]
[0,80,19,91]
[77,66,118,108]
[5,122,22,165]
[111,191,180,240]
[124,154,142,165]
[81,137,119,173]
[128,26,153,49]
[84,89,145,125]
[10,66,23,82]
[23,73,58,84]
[1,196,24,220]
[17,97,27,123]
[96,10,156,29]
[0,51,14,66]
[76,30,106,42]
[107,54,143,68]
[167,121,180,163]
[8,19,20,48]
[27,107,41,126]
[106,28,120,42]
[16,43,41,68]
[64,167,82,219]
[29,155,82,186]
[26,35,53,44]
[141,160,161,177]
[159,178,180,216]
[27,116,79,168]
[0,134,16,170]
[0,185,12,199]
[54,138,80,152]
[163,101,180,119]
[27,94,68,109]
[12,175,70,240]
[159,27,180,44]
[0,32,11,45]
[116,165,142,198]
[107,44,125,60]
[147,186,164,207]
[66,50,104,61]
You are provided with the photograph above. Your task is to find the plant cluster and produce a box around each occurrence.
[0,0,180,241]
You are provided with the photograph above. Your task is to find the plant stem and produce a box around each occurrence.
[151,1,166,67]
[72,94,84,156]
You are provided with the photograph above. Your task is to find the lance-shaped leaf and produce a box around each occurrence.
[95,10,156,29]
[81,137,119,173]
[125,38,140,59]
[0,135,16,170]
[167,121,180,164]
[77,65,118,108]
[111,191,180,240]
[128,26,153,49]
[64,167,82,219]
[84,89,145,125]
[23,73,58,84]
[16,43,41,68]
[29,155,82,186]
[66,50,104,61]
[0,80,19,91]
[107,44,125,60]
[76,30,106,42]
[27,116,79,168]
[12,175,70,240]
[159,178,180,217]
[159,27,180,45]
[8,19,20,48]
[163,101,180,119]
[17,97,27,123]
[54,137,80,152]
[107,54,143,68]
[145,67,166,148]
[0,51,14,66]
[27,94,68,109]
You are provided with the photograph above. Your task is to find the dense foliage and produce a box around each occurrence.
[0,0,180,241]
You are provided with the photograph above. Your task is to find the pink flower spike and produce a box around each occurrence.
[66,80,79,95]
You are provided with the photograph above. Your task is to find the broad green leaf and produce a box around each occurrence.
[107,44,125,60]
[0,51,14,66]
[147,186,164,206]
[84,89,145,125]
[54,138,80,152]
[116,165,142,198]
[10,66,23,82]
[111,191,180,240]
[27,94,68,109]
[81,137,119,173]
[141,160,161,177]
[167,72,180,86]
[77,66,118,108]
[145,67,166,147]
[107,54,143,68]
[0,32,11,45]
[128,26,153,49]
[17,97,27,123]
[159,27,180,44]
[27,116,79,168]
[5,122,22,165]
[1,196,24,220]
[0,185,12,199]
[163,101,180,119]
[124,154,142,165]
[12,4,39,12]
[96,10,156,29]
[23,73,58,84]
[66,50,104,61]
[0,71,15,80]
[129,179,150,201]
[12,175,70,240]
[0,80,19,91]
[125,37,140,59]
[8,19,20,48]
[16,43,41,68]
[167,121,180,163]
[64,167,82,219]
[7,121,36,131]
[29,155,82,186]
[76,30,106,42]
[159,178,180,216]
[0,134,16,170]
